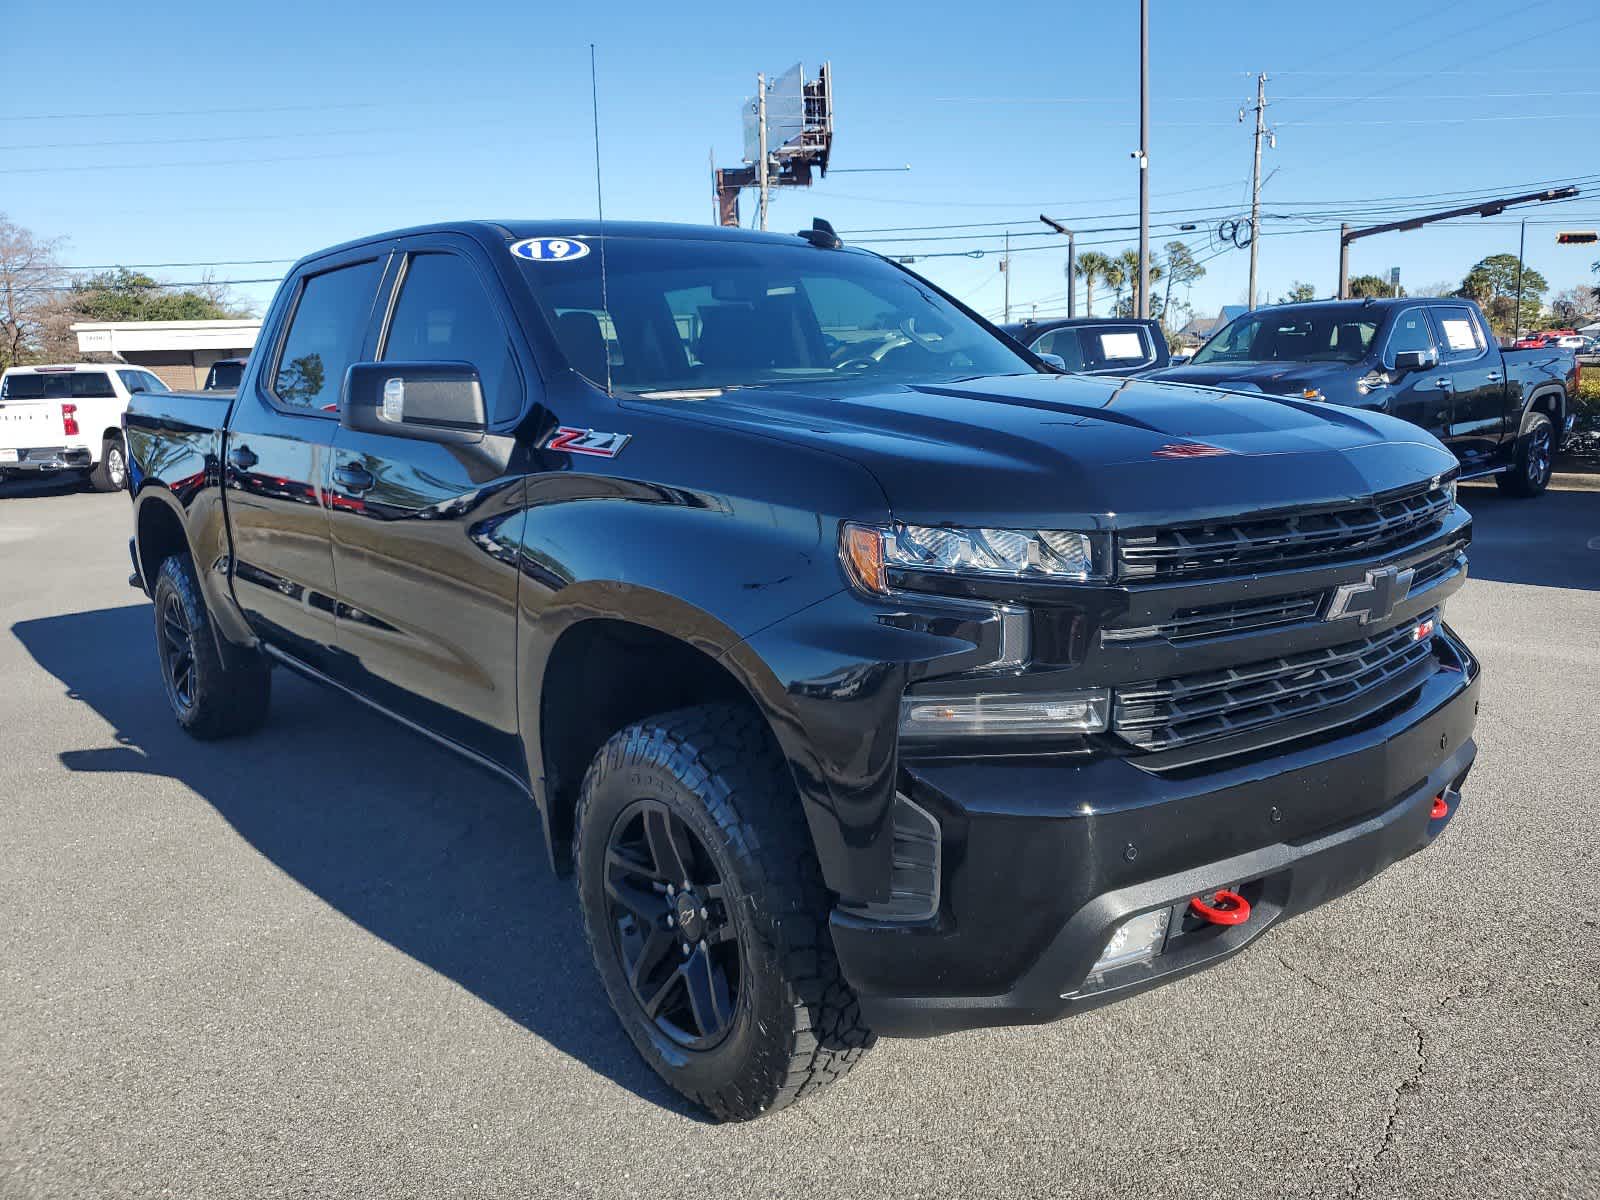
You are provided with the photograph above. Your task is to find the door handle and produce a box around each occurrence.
[333,462,376,493]
[1485,371,1503,383]
[1434,377,1453,390]
[228,444,258,471]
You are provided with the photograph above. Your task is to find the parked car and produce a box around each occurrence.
[1147,297,1578,496]
[998,316,1170,376]
[1549,335,1586,352]
[0,363,167,490]
[125,220,1480,1121]
[202,357,248,391]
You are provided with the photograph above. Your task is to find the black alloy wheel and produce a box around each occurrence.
[605,800,739,1049]
[1526,421,1552,490]
[158,588,198,714]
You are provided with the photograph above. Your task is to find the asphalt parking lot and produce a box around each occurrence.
[2,476,1596,1200]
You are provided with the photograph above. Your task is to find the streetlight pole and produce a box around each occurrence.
[1514,219,1527,341]
[1136,0,1150,318]
[1039,215,1077,317]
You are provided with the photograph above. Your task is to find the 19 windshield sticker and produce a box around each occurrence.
[510,237,592,263]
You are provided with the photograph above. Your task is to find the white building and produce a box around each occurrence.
[72,319,262,390]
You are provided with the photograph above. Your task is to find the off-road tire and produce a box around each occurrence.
[88,434,128,492]
[574,703,876,1121]
[151,554,272,739]
[1496,410,1554,498]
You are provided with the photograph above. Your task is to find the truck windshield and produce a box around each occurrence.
[517,235,1034,394]
[1191,306,1381,366]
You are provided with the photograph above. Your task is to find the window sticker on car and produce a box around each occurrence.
[1440,319,1477,351]
[510,237,592,263]
[1099,332,1146,360]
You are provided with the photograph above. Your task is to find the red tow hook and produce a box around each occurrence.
[1190,889,1251,926]
[1430,794,1450,820]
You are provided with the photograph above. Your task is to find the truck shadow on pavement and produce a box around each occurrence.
[13,603,708,1121]
[1454,486,1599,592]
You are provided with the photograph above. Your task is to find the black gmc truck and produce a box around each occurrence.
[124,220,1480,1121]
[1146,297,1578,496]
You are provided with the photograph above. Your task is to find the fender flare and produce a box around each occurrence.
[517,580,830,862]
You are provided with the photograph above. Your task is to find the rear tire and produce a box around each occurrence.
[574,704,875,1121]
[88,435,128,492]
[1495,411,1554,497]
[151,555,272,739]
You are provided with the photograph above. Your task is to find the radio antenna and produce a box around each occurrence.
[590,42,613,396]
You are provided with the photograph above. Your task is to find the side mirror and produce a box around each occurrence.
[341,362,486,445]
[1037,352,1068,372]
[1392,349,1438,373]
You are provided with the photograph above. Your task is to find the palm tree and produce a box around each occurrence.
[1102,258,1127,316]
[1112,248,1163,317]
[1073,251,1113,317]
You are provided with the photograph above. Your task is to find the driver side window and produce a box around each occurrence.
[1385,309,1436,367]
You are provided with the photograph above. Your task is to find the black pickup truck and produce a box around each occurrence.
[124,220,1480,1121]
[1146,296,1578,496]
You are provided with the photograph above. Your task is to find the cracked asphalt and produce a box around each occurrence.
[2,477,1597,1199]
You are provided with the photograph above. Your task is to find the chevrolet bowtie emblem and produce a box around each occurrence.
[1326,566,1415,625]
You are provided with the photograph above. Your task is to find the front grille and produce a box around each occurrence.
[1117,483,1454,582]
[1103,590,1325,645]
[1113,611,1439,753]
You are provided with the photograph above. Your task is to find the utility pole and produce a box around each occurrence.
[1039,215,1077,317]
[1338,223,1351,299]
[1246,72,1267,311]
[1136,0,1150,318]
[1514,219,1527,341]
[1002,231,1011,323]
[709,147,718,225]
[756,73,770,231]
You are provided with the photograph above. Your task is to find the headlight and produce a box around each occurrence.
[899,688,1110,741]
[841,522,1107,594]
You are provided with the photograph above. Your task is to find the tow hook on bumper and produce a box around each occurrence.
[1190,889,1251,927]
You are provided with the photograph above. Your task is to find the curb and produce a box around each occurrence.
[1551,473,1600,492]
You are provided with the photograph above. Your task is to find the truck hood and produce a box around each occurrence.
[1143,360,1358,394]
[633,372,1456,530]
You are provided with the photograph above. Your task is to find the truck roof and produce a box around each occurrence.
[1,363,114,375]
[297,219,813,271]
[1263,296,1462,313]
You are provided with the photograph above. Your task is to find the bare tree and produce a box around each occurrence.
[0,214,67,368]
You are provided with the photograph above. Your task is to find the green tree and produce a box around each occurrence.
[1073,251,1113,317]
[1459,253,1545,337]
[66,267,248,323]
[1160,241,1205,329]
[1112,248,1161,318]
[1285,281,1316,303]
[1346,274,1391,299]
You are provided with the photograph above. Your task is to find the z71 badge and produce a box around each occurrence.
[544,426,631,458]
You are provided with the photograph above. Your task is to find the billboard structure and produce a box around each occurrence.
[715,62,834,228]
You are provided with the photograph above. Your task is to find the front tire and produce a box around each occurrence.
[151,555,272,739]
[88,434,128,492]
[574,704,875,1121]
[1496,411,1554,497]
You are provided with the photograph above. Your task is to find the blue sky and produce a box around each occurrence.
[6,0,1598,324]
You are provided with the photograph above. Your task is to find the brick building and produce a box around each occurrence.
[71,319,261,390]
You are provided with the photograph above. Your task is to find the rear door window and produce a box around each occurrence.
[271,259,384,413]
[1428,306,1487,361]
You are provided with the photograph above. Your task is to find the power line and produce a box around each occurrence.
[0,101,383,122]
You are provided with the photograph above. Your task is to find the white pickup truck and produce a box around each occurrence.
[0,364,169,491]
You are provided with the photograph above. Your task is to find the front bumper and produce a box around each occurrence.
[0,446,92,473]
[833,625,1480,1037]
